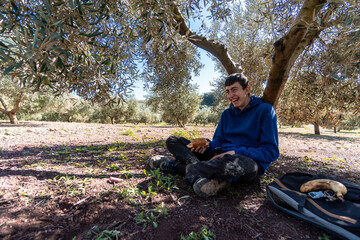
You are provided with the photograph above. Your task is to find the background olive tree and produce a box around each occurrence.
[0,76,25,123]
[147,84,201,127]
[1,0,359,128]
[276,8,360,134]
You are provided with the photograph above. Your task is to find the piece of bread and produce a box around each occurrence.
[187,138,209,148]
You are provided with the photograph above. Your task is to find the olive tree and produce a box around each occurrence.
[0,76,25,123]
[1,0,358,118]
[91,98,139,124]
[277,11,360,134]
[0,1,139,103]
[147,84,201,127]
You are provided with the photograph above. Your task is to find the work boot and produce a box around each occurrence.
[184,163,202,185]
[149,155,179,174]
[193,178,228,198]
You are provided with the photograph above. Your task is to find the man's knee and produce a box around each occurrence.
[166,135,189,149]
[166,135,178,148]
[220,154,259,182]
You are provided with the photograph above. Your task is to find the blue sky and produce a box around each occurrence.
[132,48,222,100]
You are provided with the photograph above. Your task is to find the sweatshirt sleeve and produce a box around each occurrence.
[233,106,279,173]
[208,112,225,151]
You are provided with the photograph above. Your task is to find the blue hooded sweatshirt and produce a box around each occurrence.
[208,96,279,174]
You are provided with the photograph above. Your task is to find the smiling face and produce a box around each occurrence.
[225,82,251,110]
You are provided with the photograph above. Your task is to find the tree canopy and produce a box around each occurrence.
[1,0,359,121]
[1,0,140,102]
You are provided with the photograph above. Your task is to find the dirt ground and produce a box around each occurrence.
[0,121,359,240]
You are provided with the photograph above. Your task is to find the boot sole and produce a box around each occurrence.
[193,178,228,198]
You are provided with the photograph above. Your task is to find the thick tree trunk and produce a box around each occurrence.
[173,0,331,108]
[8,112,19,124]
[177,119,184,128]
[314,123,321,135]
[262,0,328,107]
[0,93,24,124]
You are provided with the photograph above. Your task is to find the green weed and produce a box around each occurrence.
[57,146,72,155]
[255,192,266,198]
[106,163,121,172]
[324,155,345,163]
[74,146,102,154]
[134,202,168,228]
[138,185,158,200]
[119,167,132,179]
[121,129,139,140]
[48,175,90,196]
[135,149,150,161]
[73,162,91,168]
[144,169,178,193]
[45,148,60,156]
[115,186,141,206]
[107,144,125,151]
[97,159,107,165]
[322,161,334,170]
[18,190,32,202]
[171,129,201,139]
[261,174,277,185]
[118,152,128,161]
[296,156,314,170]
[75,147,89,153]
[236,205,245,213]
[86,225,121,240]
[180,225,216,240]
[318,234,331,240]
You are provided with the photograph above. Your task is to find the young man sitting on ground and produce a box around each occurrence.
[150,73,280,197]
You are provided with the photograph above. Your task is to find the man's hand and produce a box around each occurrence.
[210,150,235,160]
[191,146,208,154]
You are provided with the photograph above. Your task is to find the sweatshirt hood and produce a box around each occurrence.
[229,96,263,113]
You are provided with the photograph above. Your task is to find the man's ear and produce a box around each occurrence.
[245,86,250,94]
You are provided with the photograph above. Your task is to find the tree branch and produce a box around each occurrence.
[172,1,330,108]
[263,0,328,107]
[0,97,9,113]
[172,5,241,74]
[11,92,24,114]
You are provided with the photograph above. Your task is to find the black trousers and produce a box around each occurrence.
[166,136,262,185]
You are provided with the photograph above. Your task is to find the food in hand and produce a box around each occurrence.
[300,179,347,200]
[187,138,209,148]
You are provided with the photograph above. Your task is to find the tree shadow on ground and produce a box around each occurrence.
[1,139,359,184]
[0,140,166,160]
[279,132,357,142]
[0,121,52,128]
[0,194,139,240]
[1,134,359,240]
[0,141,166,182]
[268,154,360,183]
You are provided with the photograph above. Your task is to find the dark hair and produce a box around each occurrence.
[225,73,248,89]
